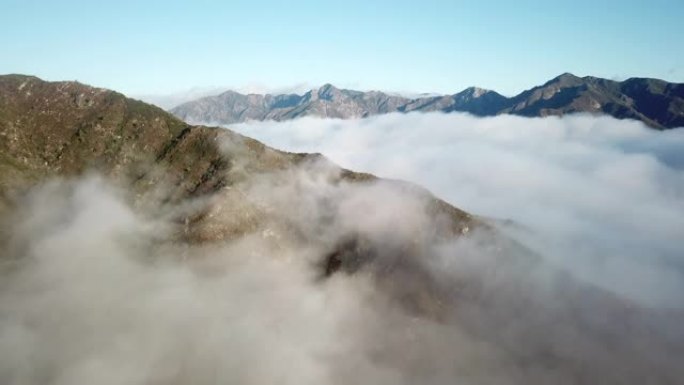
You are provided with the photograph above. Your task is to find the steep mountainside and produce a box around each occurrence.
[0,75,277,206]
[170,73,684,129]
[0,74,472,242]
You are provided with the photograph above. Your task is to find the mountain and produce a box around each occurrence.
[503,73,684,128]
[1,74,682,384]
[168,84,412,124]
[170,74,684,129]
[0,73,474,245]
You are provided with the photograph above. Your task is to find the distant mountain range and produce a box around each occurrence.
[170,73,684,129]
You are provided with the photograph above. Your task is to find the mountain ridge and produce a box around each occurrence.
[0,74,472,241]
[170,73,684,129]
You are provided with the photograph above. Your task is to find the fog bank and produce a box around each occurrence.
[228,113,684,308]
[1,114,683,384]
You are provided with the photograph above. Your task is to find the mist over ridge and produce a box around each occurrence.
[3,0,684,383]
[227,112,684,308]
[0,75,682,384]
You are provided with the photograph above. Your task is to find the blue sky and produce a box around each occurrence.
[1,0,682,96]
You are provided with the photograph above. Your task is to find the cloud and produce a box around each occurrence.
[228,112,684,308]
[0,175,379,385]
[1,114,683,384]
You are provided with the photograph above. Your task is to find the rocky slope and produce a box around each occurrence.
[502,73,684,128]
[170,73,684,129]
[0,73,473,246]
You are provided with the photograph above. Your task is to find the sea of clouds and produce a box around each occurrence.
[1,112,683,385]
[229,112,684,308]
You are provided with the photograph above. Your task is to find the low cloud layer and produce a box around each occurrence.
[1,114,683,384]
[229,113,684,308]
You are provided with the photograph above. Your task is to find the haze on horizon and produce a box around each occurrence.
[1,0,683,97]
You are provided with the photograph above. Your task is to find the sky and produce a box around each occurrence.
[1,0,683,96]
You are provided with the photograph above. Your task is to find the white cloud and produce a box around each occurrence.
[1,114,683,384]
[228,112,684,308]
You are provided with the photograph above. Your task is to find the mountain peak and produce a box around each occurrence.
[316,83,342,100]
[545,72,584,87]
[460,87,491,98]
[318,83,337,91]
[218,89,246,98]
[556,72,580,80]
